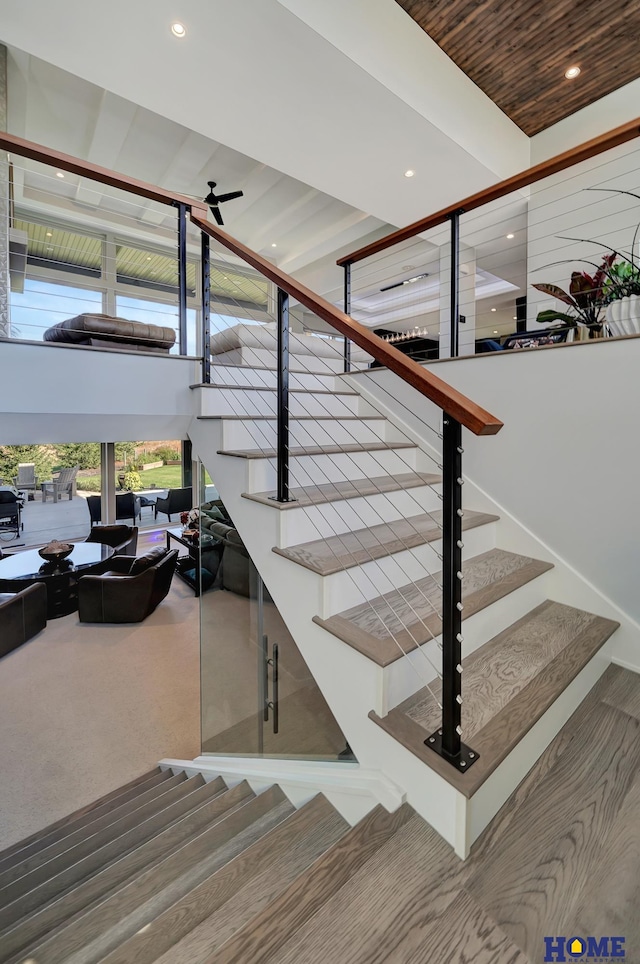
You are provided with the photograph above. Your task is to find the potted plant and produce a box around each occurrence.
[603,258,640,335]
[532,254,615,338]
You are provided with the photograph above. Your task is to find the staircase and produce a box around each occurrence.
[188,361,623,857]
[0,764,446,964]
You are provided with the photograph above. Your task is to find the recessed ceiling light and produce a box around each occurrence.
[506,233,514,239]
[56,171,65,178]
[45,231,52,237]
[404,170,415,178]
[565,65,580,79]
[491,307,497,312]
[493,330,498,334]
[146,256,152,260]
[513,315,517,320]
[171,22,186,37]
[402,265,415,271]
[271,243,277,248]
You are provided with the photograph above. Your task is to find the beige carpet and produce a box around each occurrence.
[0,531,200,849]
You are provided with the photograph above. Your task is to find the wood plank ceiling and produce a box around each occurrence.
[395,0,640,136]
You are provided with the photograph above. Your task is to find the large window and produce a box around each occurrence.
[116,295,197,355]
[10,279,103,340]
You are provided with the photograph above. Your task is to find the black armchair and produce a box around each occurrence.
[85,524,138,556]
[0,583,47,658]
[154,487,193,521]
[0,491,23,537]
[87,493,142,526]
[78,547,178,623]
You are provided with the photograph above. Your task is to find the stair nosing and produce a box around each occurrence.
[314,549,554,667]
[242,471,442,510]
[217,441,416,459]
[273,509,499,576]
[370,600,619,797]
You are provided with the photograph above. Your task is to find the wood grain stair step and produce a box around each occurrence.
[0,770,189,888]
[217,441,416,459]
[263,812,467,964]
[0,778,240,963]
[314,548,554,667]
[28,787,294,964]
[212,803,416,964]
[0,768,164,868]
[0,773,201,906]
[274,509,498,576]
[0,774,224,934]
[370,599,619,797]
[95,794,350,964]
[243,471,442,510]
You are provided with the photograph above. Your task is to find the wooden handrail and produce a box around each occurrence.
[338,117,640,266]
[191,212,502,436]
[0,131,209,216]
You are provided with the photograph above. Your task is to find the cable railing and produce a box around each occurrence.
[338,116,640,361]
[0,128,505,773]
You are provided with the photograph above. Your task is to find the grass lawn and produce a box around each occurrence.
[77,465,213,492]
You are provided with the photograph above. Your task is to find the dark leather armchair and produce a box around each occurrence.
[154,487,193,521]
[87,493,141,526]
[78,547,178,623]
[85,524,138,556]
[0,583,47,658]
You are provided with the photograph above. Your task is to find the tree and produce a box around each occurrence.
[55,443,101,470]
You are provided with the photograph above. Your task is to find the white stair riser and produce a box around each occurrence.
[318,523,497,618]
[274,485,443,546]
[209,364,343,391]
[245,447,420,491]
[212,347,351,373]
[382,567,556,713]
[221,418,392,451]
[199,388,364,418]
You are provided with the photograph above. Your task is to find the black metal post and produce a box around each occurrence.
[177,202,188,354]
[343,261,352,373]
[201,231,211,383]
[425,415,479,771]
[450,211,460,358]
[272,288,295,503]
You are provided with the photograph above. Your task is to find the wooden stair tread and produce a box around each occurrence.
[0,775,227,934]
[217,441,416,459]
[0,770,190,888]
[192,383,358,396]
[212,803,415,964]
[0,779,238,960]
[370,600,619,797]
[243,471,442,510]
[99,795,349,964]
[274,509,498,575]
[0,768,164,867]
[315,548,554,667]
[28,788,294,964]
[266,812,465,964]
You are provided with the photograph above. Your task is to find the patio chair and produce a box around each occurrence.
[154,486,193,521]
[13,463,38,498]
[87,492,142,526]
[41,465,79,503]
[85,524,138,556]
[0,491,23,537]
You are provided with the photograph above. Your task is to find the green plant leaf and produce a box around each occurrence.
[535,309,577,327]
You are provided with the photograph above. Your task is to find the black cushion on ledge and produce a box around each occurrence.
[43,313,176,352]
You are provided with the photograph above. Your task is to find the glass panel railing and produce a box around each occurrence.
[198,485,351,761]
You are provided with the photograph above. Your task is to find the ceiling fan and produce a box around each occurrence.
[204,180,244,226]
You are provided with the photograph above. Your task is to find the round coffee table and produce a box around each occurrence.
[0,543,115,618]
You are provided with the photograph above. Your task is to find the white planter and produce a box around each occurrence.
[605,294,640,336]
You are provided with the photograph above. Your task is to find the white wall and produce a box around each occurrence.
[0,340,198,442]
[346,338,640,626]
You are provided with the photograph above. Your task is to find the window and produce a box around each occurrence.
[116,295,197,355]
[10,279,103,341]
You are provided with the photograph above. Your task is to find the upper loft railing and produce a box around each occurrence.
[0,129,503,772]
[337,117,640,358]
